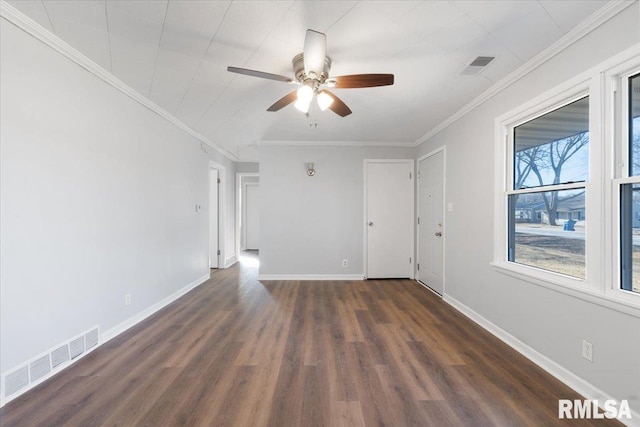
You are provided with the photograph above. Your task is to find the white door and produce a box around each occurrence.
[418,150,444,295]
[366,160,413,278]
[245,184,260,250]
[210,169,219,268]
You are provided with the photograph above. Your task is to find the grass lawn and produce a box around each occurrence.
[514,234,585,279]
[514,233,640,292]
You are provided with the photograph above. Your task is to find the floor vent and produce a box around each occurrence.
[85,328,99,350]
[69,336,85,359]
[29,356,51,382]
[1,326,99,404]
[4,367,29,397]
[51,345,70,368]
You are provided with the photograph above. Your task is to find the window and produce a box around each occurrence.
[494,46,640,309]
[508,97,589,279]
[619,72,640,294]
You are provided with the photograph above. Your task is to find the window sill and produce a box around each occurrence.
[490,261,640,318]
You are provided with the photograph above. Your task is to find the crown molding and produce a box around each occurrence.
[414,0,637,147]
[258,140,416,147]
[0,1,239,162]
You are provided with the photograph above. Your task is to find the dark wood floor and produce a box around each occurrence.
[1,252,619,426]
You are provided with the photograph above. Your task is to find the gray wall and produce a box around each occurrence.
[416,3,640,414]
[235,162,259,173]
[0,17,236,373]
[259,145,414,276]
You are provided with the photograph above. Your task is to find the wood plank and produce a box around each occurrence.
[0,259,623,427]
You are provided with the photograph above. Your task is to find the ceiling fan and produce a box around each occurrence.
[227,29,394,117]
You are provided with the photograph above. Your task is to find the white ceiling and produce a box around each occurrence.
[7,0,610,161]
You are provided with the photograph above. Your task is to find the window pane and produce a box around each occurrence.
[620,183,640,293]
[508,189,585,278]
[630,73,640,176]
[513,97,589,190]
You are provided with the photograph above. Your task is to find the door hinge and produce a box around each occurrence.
[417,263,420,271]
[409,257,412,264]
[417,170,420,179]
[417,217,420,225]
[217,250,221,255]
[217,178,221,184]
[409,172,412,179]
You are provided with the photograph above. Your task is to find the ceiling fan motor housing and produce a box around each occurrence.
[293,53,332,88]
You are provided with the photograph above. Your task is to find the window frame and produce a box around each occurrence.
[493,44,640,314]
[607,56,640,303]
[494,76,598,291]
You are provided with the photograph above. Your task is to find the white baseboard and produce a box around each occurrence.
[101,273,210,343]
[224,254,238,268]
[444,294,640,426]
[258,274,365,281]
[1,272,210,408]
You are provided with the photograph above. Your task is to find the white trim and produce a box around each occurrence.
[0,1,238,162]
[257,274,365,281]
[415,0,636,147]
[259,140,416,147]
[242,182,260,250]
[494,72,595,289]
[1,326,100,407]
[225,254,238,268]
[101,273,210,343]
[444,294,640,426]
[209,160,227,269]
[363,159,415,280]
[416,146,447,296]
[235,172,260,255]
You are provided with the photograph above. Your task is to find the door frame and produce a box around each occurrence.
[243,182,260,250]
[416,146,447,296]
[235,172,259,255]
[209,160,227,268]
[363,159,415,280]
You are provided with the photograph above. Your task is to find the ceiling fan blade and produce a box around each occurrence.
[267,90,298,112]
[333,74,394,88]
[323,90,352,117]
[303,29,326,77]
[227,66,294,84]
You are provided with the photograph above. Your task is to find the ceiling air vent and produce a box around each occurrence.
[460,56,496,75]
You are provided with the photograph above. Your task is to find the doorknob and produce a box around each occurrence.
[435,231,442,237]
[368,222,374,226]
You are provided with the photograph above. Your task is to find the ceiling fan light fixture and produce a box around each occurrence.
[295,85,314,112]
[317,91,334,111]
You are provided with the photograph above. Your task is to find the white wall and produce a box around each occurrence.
[416,3,640,415]
[259,145,414,276]
[0,17,236,375]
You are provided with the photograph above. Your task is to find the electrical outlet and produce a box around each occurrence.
[582,340,593,362]
[125,294,132,306]
[342,259,348,267]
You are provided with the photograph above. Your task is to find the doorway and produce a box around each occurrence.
[210,168,219,268]
[364,159,414,279]
[209,160,227,269]
[244,183,260,250]
[417,148,445,295]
